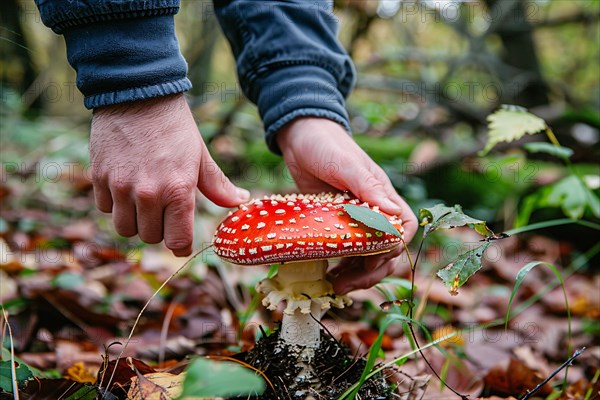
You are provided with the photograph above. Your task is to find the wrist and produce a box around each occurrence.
[93,93,187,119]
[276,117,351,153]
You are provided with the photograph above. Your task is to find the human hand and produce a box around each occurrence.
[90,94,250,256]
[276,117,418,294]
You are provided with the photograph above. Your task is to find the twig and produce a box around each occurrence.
[403,239,470,400]
[519,347,587,400]
[158,293,185,366]
[100,245,213,398]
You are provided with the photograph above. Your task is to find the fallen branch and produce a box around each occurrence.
[519,347,587,400]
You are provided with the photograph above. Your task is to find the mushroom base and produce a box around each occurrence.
[230,330,394,400]
[257,260,352,348]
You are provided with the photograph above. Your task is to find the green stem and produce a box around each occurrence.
[506,218,600,236]
[545,127,561,147]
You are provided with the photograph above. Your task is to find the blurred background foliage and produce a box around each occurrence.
[1,0,599,236]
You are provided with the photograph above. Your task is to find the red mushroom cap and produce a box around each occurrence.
[213,193,404,265]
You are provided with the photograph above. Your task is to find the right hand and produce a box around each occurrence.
[90,94,250,256]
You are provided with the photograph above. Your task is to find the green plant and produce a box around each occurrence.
[482,105,600,226]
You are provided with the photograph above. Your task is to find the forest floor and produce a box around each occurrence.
[0,165,598,399]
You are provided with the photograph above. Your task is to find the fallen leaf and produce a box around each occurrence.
[97,357,156,391]
[127,371,184,400]
[484,357,552,397]
[64,361,96,384]
[431,325,464,347]
[357,328,394,351]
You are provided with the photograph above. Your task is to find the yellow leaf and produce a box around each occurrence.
[64,361,96,384]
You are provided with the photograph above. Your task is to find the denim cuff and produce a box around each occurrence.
[62,14,190,109]
[257,64,351,154]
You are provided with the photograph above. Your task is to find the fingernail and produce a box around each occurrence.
[236,188,250,201]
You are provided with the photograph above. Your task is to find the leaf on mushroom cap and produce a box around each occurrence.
[213,193,404,265]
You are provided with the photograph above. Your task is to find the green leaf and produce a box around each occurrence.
[53,272,84,289]
[542,175,600,220]
[419,204,492,237]
[523,142,573,159]
[178,358,265,398]
[0,360,34,392]
[342,204,402,237]
[480,105,547,155]
[64,385,99,400]
[504,261,572,364]
[436,242,490,295]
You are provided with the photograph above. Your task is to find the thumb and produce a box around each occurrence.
[197,152,250,207]
[344,167,404,216]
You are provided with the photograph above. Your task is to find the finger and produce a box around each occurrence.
[399,207,419,245]
[344,166,404,215]
[135,186,164,244]
[197,150,250,207]
[364,245,403,272]
[93,182,113,213]
[111,183,137,237]
[163,187,195,257]
[330,258,397,294]
[91,165,113,213]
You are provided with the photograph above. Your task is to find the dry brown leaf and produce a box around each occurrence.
[0,237,22,272]
[98,357,156,390]
[484,357,552,397]
[127,371,184,400]
[357,328,394,350]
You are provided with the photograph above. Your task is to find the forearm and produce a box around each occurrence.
[35,0,191,109]
[214,0,356,153]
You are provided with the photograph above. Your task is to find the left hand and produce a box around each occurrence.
[276,117,418,294]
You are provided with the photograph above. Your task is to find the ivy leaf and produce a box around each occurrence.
[419,204,492,237]
[480,105,547,155]
[0,360,34,392]
[437,242,491,296]
[342,204,402,237]
[523,142,573,160]
[178,358,265,398]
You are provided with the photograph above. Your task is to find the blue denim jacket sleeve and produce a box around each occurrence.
[35,0,356,153]
[214,0,356,153]
[34,0,192,109]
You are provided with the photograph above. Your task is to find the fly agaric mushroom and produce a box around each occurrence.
[213,193,404,351]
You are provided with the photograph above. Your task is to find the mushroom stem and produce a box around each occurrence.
[281,299,324,348]
[257,259,343,349]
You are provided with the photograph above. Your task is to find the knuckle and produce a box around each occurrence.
[110,179,132,195]
[163,181,194,204]
[135,185,160,202]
